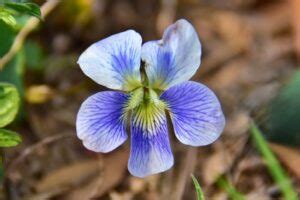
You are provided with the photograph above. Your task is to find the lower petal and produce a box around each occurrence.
[76,91,129,153]
[161,81,225,146]
[128,103,174,178]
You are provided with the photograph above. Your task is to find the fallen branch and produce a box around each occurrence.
[171,147,198,200]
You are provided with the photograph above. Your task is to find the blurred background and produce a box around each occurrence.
[0,0,300,199]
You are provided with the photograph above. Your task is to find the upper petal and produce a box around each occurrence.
[142,19,201,90]
[160,81,225,146]
[78,30,142,91]
[128,101,174,177]
[76,91,129,153]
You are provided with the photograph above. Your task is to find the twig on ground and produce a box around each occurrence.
[171,147,198,200]
[6,132,71,177]
[0,0,61,70]
[156,0,177,35]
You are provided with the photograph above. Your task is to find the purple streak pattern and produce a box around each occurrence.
[128,112,174,177]
[76,91,129,153]
[77,30,142,91]
[161,81,225,146]
[142,19,201,90]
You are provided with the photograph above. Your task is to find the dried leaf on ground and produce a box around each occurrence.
[35,158,102,193]
[270,143,300,178]
[213,11,252,51]
[63,149,128,200]
[203,137,248,186]
[224,111,251,137]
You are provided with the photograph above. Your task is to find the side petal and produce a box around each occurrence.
[128,103,174,177]
[142,19,201,90]
[76,91,129,153]
[160,81,225,146]
[78,30,142,91]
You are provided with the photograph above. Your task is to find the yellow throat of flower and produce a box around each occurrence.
[125,87,167,134]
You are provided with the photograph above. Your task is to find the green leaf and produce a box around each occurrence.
[217,177,245,200]
[4,2,41,20]
[251,123,298,200]
[0,0,9,4]
[0,49,25,98]
[191,174,205,200]
[0,128,21,147]
[0,20,25,119]
[0,20,16,55]
[0,6,17,27]
[24,40,45,70]
[0,83,20,127]
[0,49,25,117]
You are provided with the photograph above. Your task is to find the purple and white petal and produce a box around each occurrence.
[161,81,225,146]
[76,91,128,153]
[128,109,174,177]
[78,30,142,91]
[142,19,201,90]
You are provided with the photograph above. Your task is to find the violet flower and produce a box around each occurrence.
[76,19,225,178]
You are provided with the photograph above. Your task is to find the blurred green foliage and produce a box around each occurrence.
[0,20,25,98]
[0,6,16,27]
[24,40,44,70]
[267,70,300,146]
[0,0,41,28]
[0,83,19,127]
[0,20,16,55]
[4,2,41,19]
[0,0,41,179]
[0,83,21,148]
[0,129,21,147]
[217,177,245,200]
[0,84,21,151]
[251,123,298,200]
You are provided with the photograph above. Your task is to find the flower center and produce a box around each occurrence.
[126,87,167,133]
